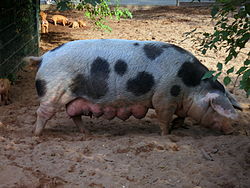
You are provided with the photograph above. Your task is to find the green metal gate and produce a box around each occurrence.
[0,0,39,80]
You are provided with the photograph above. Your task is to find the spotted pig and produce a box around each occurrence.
[24,39,242,136]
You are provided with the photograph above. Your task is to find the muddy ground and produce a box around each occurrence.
[0,6,250,188]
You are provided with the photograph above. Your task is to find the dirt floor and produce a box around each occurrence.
[0,6,250,188]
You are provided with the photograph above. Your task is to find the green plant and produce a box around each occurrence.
[55,0,72,11]
[186,0,250,96]
[83,0,132,31]
[55,0,132,31]
[112,2,133,20]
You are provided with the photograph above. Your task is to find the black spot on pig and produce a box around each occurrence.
[161,43,170,48]
[114,60,127,76]
[91,57,110,78]
[126,71,155,96]
[171,44,187,54]
[70,74,109,99]
[37,58,43,69]
[193,58,225,92]
[143,43,164,60]
[133,42,139,46]
[207,79,225,93]
[178,60,225,93]
[35,79,47,97]
[177,61,206,87]
[70,74,85,96]
[71,57,110,99]
[170,85,181,97]
[51,43,65,52]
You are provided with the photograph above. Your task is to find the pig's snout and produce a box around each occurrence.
[209,120,234,135]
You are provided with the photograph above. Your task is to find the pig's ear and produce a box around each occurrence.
[225,90,243,111]
[208,93,238,119]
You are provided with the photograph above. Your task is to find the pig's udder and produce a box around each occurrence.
[66,98,148,120]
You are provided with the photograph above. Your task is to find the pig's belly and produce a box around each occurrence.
[66,98,149,121]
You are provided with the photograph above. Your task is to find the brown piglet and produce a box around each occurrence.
[0,78,11,105]
[52,15,68,26]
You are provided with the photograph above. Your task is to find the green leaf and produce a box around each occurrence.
[221,30,229,39]
[214,36,220,42]
[56,1,72,11]
[241,33,250,42]
[242,69,250,80]
[240,77,250,96]
[247,90,250,97]
[213,72,221,80]
[245,3,250,15]
[244,59,250,66]
[236,66,248,74]
[225,54,233,63]
[203,32,210,37]
[217,62,223,71]
[202,70,215,80]
[227,67,234,74]
[223,76,231,85]
[221,22,227,28]
[85,11,91,18]
[202,49,207,55]
[231,48,237,58]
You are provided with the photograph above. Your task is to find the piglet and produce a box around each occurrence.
[0,78,11,105]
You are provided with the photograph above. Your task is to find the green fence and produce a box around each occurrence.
[0,0,39,80]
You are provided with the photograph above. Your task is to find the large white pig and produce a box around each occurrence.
[24,39,242,136]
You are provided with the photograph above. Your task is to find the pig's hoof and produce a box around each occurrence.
[85,133,93,139]
[5,100,11,105]
[33,128,43,136]
[160,130,169,136]
[80,132,93,140]
[78,128,90,135]
[222,128,234,135]
[34,132,42,136]
[82,130,91,136]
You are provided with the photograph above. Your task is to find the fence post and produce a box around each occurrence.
[176,0,180,6]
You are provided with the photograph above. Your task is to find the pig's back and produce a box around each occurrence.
[37,39,196,104]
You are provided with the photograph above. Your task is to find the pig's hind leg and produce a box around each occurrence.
[72,115,90,135]
[34,102,58,136]
[66,98,92,135]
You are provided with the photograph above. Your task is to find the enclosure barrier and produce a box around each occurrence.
[0,0,39,80]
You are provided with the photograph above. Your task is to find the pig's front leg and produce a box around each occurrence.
[0,94,3,105]
[155,105,177,135]
[71,115,90,135]
[4,91,11,105]
[152,93,177,135]
[170,116,186,133]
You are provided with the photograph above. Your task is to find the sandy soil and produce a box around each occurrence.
[0,6,250,188]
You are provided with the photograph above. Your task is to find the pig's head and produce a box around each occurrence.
[187,91,242,134]
[176,58,242,134]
